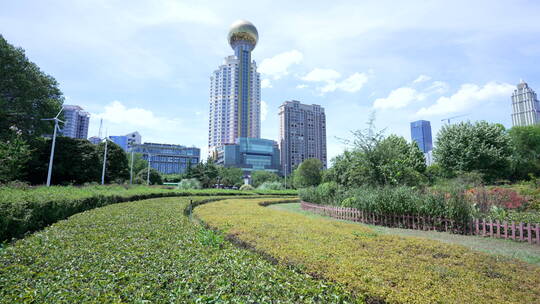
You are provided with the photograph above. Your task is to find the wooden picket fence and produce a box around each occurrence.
[300,201,540,245]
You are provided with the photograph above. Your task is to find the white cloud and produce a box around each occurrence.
[416,82,514,116]
[296,84,308,89]
[425,81,450,94]
[335,72,369,93]
[261,100,268,122]
[258,50,303,80]
[301,68,341,82]
[93,100,181,129]
[261,79,273,88]
[413,74,431,83]
[301,69,368,94]
[373,87,426,109]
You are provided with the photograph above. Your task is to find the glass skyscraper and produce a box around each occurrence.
[410,120,433,153]
[215,137,280,175]
[208,20,261,156]
[511,80,540,127]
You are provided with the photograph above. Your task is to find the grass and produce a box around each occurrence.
[271,202,540,265]
[195,198,540,304]
[0,196,353,303]
[0,185,297,242]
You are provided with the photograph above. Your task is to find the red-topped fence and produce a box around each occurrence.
[300,201,540,245]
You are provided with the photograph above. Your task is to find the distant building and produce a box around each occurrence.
[131,142,200,175]
[61,105,90,139]
[215,137,280,175]
[208,20,261,156]
[88,136,101,145]
[109,136,128,151]
[511,80,540,127]
[279,100,327,176]
[424,150,434,166]
[125,131,141,150]
[410,120,433,153]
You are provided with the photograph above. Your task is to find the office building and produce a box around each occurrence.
[61,105,90,139]
[215,137,280,175]
[109,136,128,151]
[88,136,101,145]
[208,20,261,155]
[125,131,141,149]
[279,100,327,175]
[410,120,433,153]
[131,143,200,174]
[511,80,540,127]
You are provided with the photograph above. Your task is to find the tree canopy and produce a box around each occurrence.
[0,35,63,142]
[433,121,511,181]
[293,158,323,188]
[251,170,280,188]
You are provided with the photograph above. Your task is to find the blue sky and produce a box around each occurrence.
[2,0,539,161]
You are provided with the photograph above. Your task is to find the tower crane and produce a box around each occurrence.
[441,114,468,124]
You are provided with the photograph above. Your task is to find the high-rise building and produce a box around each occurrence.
[61,105,90,139]
[511,80,540,127]
[131,143,200,175]
[410,120,433,153]
[215,137,280,175]
[279,100,327,175]
[208,20,261,156]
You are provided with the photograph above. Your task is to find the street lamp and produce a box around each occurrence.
[41,108,64,187]
[101,136,109,185]
[146,152,152,185]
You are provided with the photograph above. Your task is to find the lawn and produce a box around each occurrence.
[195,198,540,304]
[270,202,540,266]
[0,196,352,303]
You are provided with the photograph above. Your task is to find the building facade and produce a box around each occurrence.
[511,80,540,127]
[125,131,142,149]
[208,20,261,156]
[215,137,280,175]
[279,100,327,175]
[109,136,128,151]
[410,120,433,153]
[131,143,200,175]
[61,105,90,139]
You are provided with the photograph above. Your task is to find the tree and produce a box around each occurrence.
[434,121,511,181]
[325,122,426,187]
[25,137,101,185]
[0,127,31,183]
[218,167,243,187]
[127,153,149,177]
[251,170,280,188]
[135,168,163,185]
[97,141,129,183]
[185,160,219,188]
[508,124,540,180]
[0,35,63,143]
[293,158,323,188]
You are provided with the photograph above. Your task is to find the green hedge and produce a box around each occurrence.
[299,183,472,226]
[0,185,297,242]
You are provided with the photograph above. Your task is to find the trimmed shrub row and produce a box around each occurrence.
[0,185,297,242]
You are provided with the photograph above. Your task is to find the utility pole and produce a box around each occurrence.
[101,137,108,185]
[129,150,134,185]
[146,153,151,185]
[42,108,64,187]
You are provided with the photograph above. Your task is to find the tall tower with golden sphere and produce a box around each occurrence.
[209,20,261,156]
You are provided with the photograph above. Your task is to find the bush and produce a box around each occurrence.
[178,178,202,190]
[257,181,284,191]
[239,184,254,191]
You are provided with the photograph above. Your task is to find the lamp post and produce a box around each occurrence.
[101,137,109,185]
[146,153,151,185]
[129,150,134,185]
[41,108,64,187]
